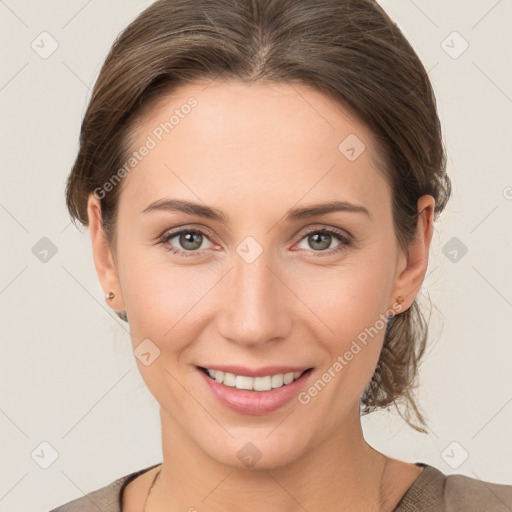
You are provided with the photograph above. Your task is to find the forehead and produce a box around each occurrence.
[120,80,390,215]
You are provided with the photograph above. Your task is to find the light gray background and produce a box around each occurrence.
[1,0,511,510]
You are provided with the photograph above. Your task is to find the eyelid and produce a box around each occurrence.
[297,224,352,240]
[158,224,216,241]
[158,224,351,242]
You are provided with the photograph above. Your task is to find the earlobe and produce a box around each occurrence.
[390,195,435,312]
[87,194,125,311]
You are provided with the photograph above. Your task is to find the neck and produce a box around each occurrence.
[148,403,391,512]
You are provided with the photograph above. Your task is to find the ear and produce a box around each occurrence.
[389,195,435,312]
[87,193,125,312]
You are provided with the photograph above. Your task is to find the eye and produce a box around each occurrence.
[294,227,352,256]
[157,226,352,258]
[158,228,217,257]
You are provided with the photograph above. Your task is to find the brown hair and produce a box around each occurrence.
[65,0,451,432]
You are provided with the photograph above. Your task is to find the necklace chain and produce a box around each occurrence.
[141,458,388,511]
[142,467,162,512]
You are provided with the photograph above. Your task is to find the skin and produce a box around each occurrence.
[87,80,434,511]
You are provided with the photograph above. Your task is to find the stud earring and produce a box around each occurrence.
[105,291,115,300]
[387,295,406,321]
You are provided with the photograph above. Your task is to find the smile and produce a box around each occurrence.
[197,365,315,415]
[200,367,310,391]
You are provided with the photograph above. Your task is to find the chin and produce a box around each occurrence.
[193,422,316,471]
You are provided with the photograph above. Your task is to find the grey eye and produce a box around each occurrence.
[306,232,333,251]
[175,231,204,250]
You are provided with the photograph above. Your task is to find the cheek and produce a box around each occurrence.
[294,256,394,339]
[118,252,210,410]
[118,243,219,357]
[290,255,395,392]
[121,241,395,335]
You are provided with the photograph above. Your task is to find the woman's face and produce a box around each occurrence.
[90,80,429,469]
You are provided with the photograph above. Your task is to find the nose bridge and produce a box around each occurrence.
[218,244,290,347]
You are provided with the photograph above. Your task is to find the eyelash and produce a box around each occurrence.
[157,226,352,258]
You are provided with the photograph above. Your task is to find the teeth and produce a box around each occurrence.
[205,368,307,391]
[235,375,254,390]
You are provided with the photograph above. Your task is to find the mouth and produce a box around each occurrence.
[196,365,315,414]
[197,366,314,392]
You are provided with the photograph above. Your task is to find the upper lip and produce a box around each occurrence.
[197,365,313,378]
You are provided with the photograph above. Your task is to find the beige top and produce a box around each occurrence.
[48,462,512,511]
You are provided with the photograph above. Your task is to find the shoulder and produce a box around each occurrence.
[444,470,512,511]
[47,463,161,512]
[395,463,512,512]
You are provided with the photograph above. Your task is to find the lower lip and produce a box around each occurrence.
[197,367,314,415]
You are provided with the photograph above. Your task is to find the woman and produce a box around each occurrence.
[50,0,512,510]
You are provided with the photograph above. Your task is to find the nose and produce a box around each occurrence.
[216,249,292,349]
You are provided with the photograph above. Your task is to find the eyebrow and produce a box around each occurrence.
[141,198,370,222]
